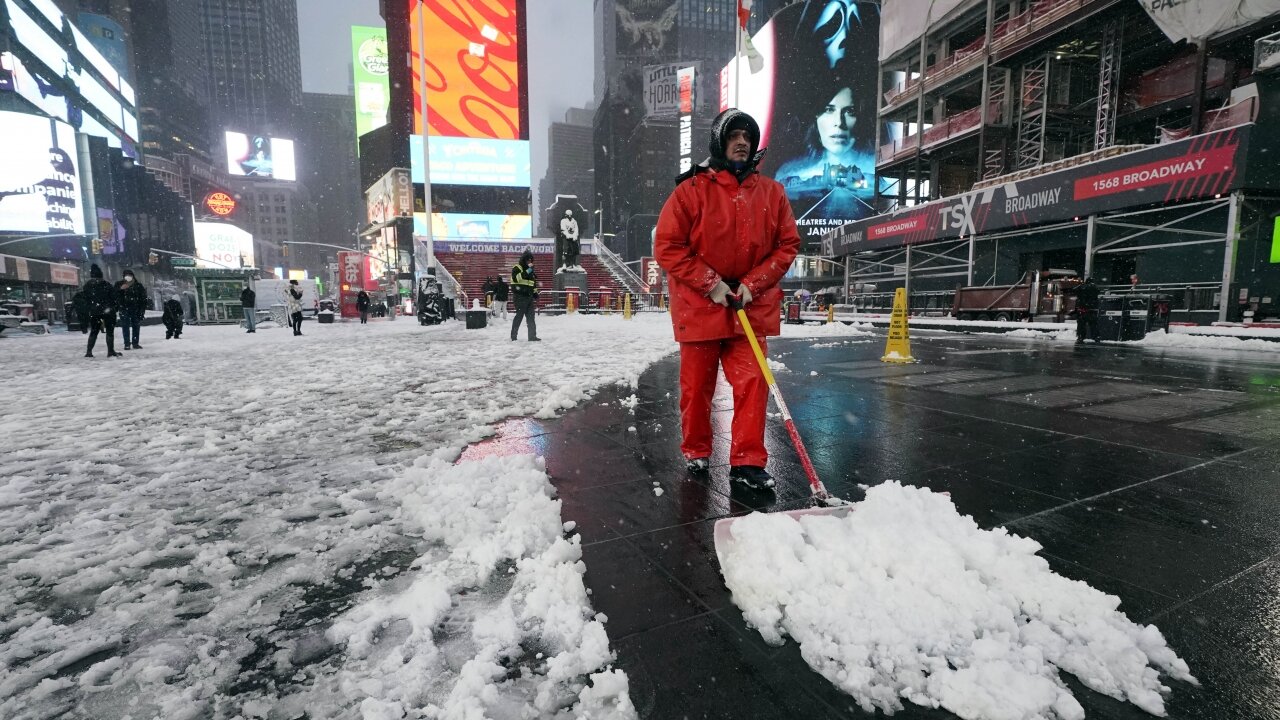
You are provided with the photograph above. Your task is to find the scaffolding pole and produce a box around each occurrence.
[1219,192,1241,322]
[1094,19,1122,151]
[1084,215,1096,278]
[1016,55,1049,170]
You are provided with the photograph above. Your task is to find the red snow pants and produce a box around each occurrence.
[678,336,768,468]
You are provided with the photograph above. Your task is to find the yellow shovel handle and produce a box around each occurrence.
[734,307,776,387]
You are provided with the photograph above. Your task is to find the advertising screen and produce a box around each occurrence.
[0,111,85,236]
[225,131,297,181]
[409,135,530,187]
[720,2,880,242]
[193,221,255,269]
[351,26,389,142]
[97,207,124,255]
[409,0,523,140]
[414,212,532,240]
[3,0,137,146]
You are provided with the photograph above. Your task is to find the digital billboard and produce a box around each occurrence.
[0,111,86,236]
[409,135,531,186]
[414,212,532,240]
[3,0,137,149]
[193,221,255,269]
[720,2,880,242]
[351,26,389,143]
[97,208,124,255]
[366,168,414,225]
[225,131,297,181]
[409,0,524,140]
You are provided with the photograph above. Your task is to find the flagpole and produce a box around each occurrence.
[734,1,743,107]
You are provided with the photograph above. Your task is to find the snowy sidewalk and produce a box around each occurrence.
[0,315,676,719]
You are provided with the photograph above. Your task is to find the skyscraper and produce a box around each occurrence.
[298,92,364,273]
[538,106,595,234]
[198,0,303,132]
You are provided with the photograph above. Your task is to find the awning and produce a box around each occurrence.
[0,253,81,286]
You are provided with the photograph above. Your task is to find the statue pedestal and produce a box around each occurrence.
[555,268,588,307]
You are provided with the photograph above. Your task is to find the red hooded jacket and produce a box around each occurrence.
[655,167,801,343]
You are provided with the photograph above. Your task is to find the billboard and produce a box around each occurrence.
[720,2,880,242]
[225,131,297,181]
[409,134,530,186]
[351,26,389,142]
[193,221,255,269]
[366,168,414,225]
[0,111,86,236]
[644,63,699,117]
[77,14,131,84]
[409,0,524,140]
[2,0,137,148]
[414,212,532,240]
[97,208,124,255]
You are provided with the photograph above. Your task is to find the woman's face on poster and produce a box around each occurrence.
[816,87,856,156]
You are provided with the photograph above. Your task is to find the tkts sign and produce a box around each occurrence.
[832,126,1252,253]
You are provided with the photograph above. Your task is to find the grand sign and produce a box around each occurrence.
[831,126,1255,254]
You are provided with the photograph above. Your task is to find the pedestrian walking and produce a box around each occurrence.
[482,276,495,314]
[162,296,185,339]
[357,290,371,324]
[115,269,147,349]
[655,108,800,490]
[1073,276,1101,344]
[493,275,509,319]
[82,264,121,358]
[286,279,304,336]
[240,284,257,333]
[510,249,540,341]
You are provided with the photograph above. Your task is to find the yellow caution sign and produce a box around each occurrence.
[881,287,916,363]
[623,292,633,320]
[826,304,835,324]
[567,292,577,314]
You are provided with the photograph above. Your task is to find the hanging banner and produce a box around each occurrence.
[831,126,1252,254]
[677,66,695,175]
[1140,0,1280,44]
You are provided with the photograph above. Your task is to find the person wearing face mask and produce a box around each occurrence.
[655,109,801,491]
[510,248,540,341]
[115,269,147,350]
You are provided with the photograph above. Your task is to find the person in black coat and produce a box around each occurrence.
[357,290,371,324]
[492,275,509,319]
[82,264,121,357]
[162,296,185,339]
[510,249,540,341]
[115,269,147,349]
[70,290,90,334]
[240,285,257,333]
[1074,277,1101,344]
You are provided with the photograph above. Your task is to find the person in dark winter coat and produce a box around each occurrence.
[162,296,185,339]
[655,108,801,490]
[492,276,509,319]
[357,290,371,324]
[240,284,257,333]
[1073,277,1101,344]
[82,264,121,357]
[71,290,90,334]
[510,249,540,341]
[286,279,304,335]
[115,269,147,349]
[482,276,495,313]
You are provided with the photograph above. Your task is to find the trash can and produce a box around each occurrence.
[785,301,802,324]
[1099,294,1152,341]
[465,309,487,329]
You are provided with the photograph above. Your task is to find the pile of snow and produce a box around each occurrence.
[0,314,670,719]
[1136,331,1280,353]
[781,321,876,339]
[1004,327,1074,342]
[718,483,1196,720]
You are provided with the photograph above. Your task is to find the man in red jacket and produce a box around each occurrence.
[655,108,801,490]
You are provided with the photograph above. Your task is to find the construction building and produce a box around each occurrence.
[829,0,1280,324]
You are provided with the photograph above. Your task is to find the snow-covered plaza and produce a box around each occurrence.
[3,315,1279,719]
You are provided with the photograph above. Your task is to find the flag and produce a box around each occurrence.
[737,0,764,73]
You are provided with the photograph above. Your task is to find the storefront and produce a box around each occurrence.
[0,253,81,323]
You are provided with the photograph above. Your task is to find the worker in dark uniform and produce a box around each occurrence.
[1074,277,1100,344]
[510,249,540,341]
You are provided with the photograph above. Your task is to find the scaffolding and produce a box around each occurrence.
[1093,19,1123,151]
[1016,55,1050,169]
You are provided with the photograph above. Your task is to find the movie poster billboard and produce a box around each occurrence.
[225,131,297,181]
[721,2,880,244]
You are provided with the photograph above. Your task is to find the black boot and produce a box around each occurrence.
[729,465,775,490]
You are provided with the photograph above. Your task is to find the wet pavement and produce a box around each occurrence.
[463,330,1280,719]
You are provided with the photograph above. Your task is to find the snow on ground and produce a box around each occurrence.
[997,326,1280,353]
[780,321,877,339]
[718,483,1196,720]
[0,314,672,719]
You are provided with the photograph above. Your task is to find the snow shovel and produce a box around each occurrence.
[713,294,853,562]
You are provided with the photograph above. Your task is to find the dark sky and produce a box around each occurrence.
[296,0,594,212]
